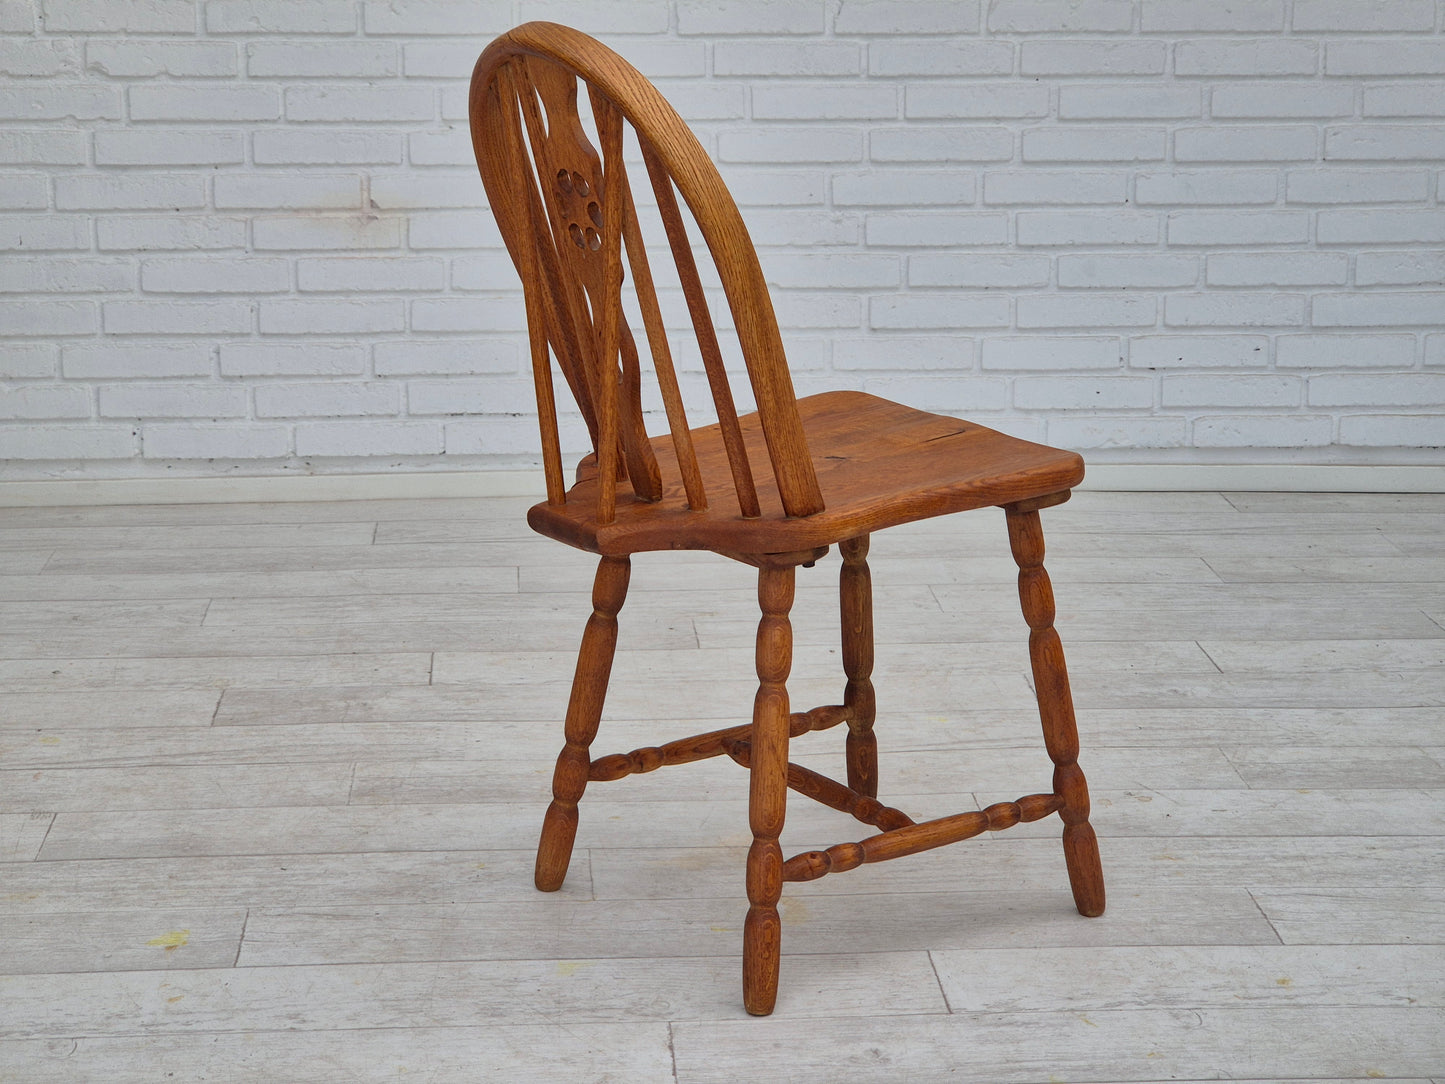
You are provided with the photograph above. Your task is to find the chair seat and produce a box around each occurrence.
[528,390,1085,556]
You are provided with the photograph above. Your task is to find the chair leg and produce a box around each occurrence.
[535,554,631,892]
[1005,507,1106,918]
[840,535,878,798]
[743,564,795,1016]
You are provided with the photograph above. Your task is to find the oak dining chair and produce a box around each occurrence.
[468,21,1105,1016]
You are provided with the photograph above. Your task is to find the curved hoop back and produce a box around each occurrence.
[469,22,824,523]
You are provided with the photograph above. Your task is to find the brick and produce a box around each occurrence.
[1165,293,1306,326]
[607,41,707,78]
[1142,0,1284,32]
[1206,253,1348,286]
[717,128,861,164]
[647,81,745,121]
[259,299,404,335]
[65,343,214,379]
[909,254,1050,288]
[1016,294,1157,328]
[0,173,48,210]
[722,170,828,206]
[253,215,402,251]
[1318,210,1445,244]
[1326,41,1445,76]
[869,41,1013,76]
[905,83,1049,119]
[86,40,237,77]
[1340,414,1445,446]
[245,41,396,79]
[0,344,58,379]
[1313,292,1445,326]
[219,343,364,377]
[1048,416,1188,448]
[42,0,196,33]
[761,254,899,289]
[834,170,976,206]
[1017,212,1160,246]
[1022,127,1166,163]
[1014,376,1154,410]
[1212,83,1354,118]
[1162,374,1300,407]
[298,256,445,292]
[1429,335,1445,367]
[833,337,973,371]
[771,291,860,329]
[142,423,289,459]
[0,0,36,30]
[361,0,510,34]
[95,130,243,166]
[1059,85,1201,120]
[207,0,355,32]
[861,376,1007,412]
[129,85,277,122]
[0,86,120,121]
[0,256,131,296]
[412,297,525,333]
[1285,169,1429,204]
[1057,254,1198,288]
[98,216,246,251]
[295,421,442,457]
[1130,335,1269,369]
[0,298,97,336]
[1276,334,1417,368]
[729,210,859,247]
[1021,40,1165,76]
[253,130,402,166]
[104,300,253,335]
[254,382,399,418]
[54,174,206,211]
[1194,415,1332,447]
[445,250,517,294]
[0,130,86,165]
[676,0,823,35]
[869,294,1009,329]
[142,257,291,294]
[1356,252,1445,286]
[406,377,540,415]
[214,174,362,210]
[373,340,518,376]
[1134,170,1278,205]
[1325,125,1445,160]
[753,84,897,121]
[983,171,1127,205]
[1175,39,1317,76]
[1364,83,1445,117]
[834,0,979,34]
[981,337,1122,370]
[99,383,245,418]
[407,211,496,250]
[517,0,669,34]
[1293,0,1435,32]
[285,86,434,123]
[1166,211,1310,246]
[401,41,499,78]
[864,212,1007,247]
[1175,126,1317,162]
[988,0,1133,32]
[870,127,1011,163]
[0,425,135,460]
[1309,373,1445,406]
[443,415,557,456]
[0,216,89,252]
[714,42,858,77]
[0,385,91,420]
[0,38,81,77]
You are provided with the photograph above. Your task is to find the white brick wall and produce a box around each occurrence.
[2,0,1443,479]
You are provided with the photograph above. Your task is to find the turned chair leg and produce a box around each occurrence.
[743,564,795,1016]
[535,555,631,892]
[840,536,878,798]
[1005,507,1106,918]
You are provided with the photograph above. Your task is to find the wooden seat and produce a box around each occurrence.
[469,21,1105,1016]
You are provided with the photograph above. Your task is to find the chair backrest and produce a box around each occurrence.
[469,22,824,524]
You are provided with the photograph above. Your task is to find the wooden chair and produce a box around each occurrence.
[468,22,1105,1016]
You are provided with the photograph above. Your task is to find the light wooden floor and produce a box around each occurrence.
[0,489,1442,1083]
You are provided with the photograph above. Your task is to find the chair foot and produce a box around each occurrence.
[1064,821,1106,917]
[742,896,781,1015]
[535,800,580,892]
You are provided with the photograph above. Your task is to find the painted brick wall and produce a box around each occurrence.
[1,0,1443,480]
